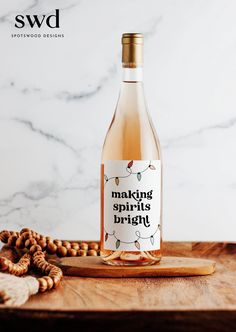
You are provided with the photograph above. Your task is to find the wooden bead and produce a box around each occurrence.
[33,253,44,261]
[38,263,48,274]
[33,259,45,267]
[31,231,37,238]
[45,264,53,274]
[20,228,31,235]
[67,248,77,257]
[30,244,42,254]
[35,233,41,241]
[62,241,71,250]
[88,242,99,250]
[33,255,44,262]
[33,253,43,262]
[57,246,67,257]
[43,276,54,290]
[46,236,53,242]
[0,230,10,243]
[38,277,48,292]
[24,238,31,248]
[15,236,25,249]
[7,261,14,273]
[21,231,32,240]
[80,242,88,250]
[71,242,79,250]
[7,235,17,246]
[0,229,9,234]
[54,240,62,248]
[14,266,21,276]
[9,264,16,274]
[38,239,47,249]
[49,266,62,276]
[0,257,9,271]
[41,263,49,273]
[78,249,87,256]
[25,238,37,248]
[33,257,43,266]
[33,251,45,260]
[46,242,57,254]
[36,260,45,268]
[34,261,45,269]
[87,249,97,256]
[51,276,61,288]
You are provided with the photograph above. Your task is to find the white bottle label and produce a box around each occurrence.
[103,160,161,252]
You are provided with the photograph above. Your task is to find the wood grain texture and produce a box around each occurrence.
[0,242,235,332]
[53,256,216,277]
[20,242,236,311]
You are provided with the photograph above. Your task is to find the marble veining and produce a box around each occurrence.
[0,0,235,241]
[13,117,80,156]
[163,117,236,149]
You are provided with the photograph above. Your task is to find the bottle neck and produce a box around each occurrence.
[122,67,143,83]
[117,68,146,116]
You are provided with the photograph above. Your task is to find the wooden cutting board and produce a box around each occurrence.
[51,256,216,277]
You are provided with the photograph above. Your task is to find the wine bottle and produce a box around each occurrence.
[100,33,162,266]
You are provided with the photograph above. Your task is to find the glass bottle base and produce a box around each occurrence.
[102,258,161,266]
[100,250,161,266]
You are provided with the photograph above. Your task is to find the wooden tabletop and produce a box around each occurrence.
[0,242,236,331]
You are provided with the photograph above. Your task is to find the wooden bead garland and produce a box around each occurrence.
[32,251,62,292]
[0,229,100,258]
[0,228,100,294]
[0,253,31,276]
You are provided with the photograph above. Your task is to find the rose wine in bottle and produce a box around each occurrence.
[100,33,162,266]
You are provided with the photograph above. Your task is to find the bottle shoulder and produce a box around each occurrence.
[102,109,161,161]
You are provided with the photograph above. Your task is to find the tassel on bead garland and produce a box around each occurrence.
[0,273,39,306]
[0,228,100,307]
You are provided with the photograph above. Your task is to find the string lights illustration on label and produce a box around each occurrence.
[104,224,161,250]
[104,160,156,186]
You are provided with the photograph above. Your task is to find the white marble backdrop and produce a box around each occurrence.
[0,0,235,241]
